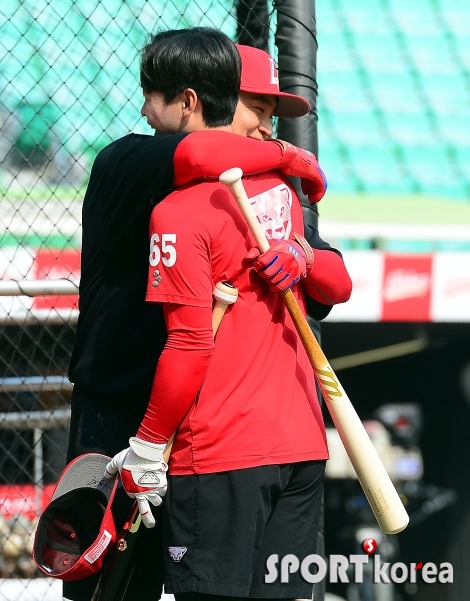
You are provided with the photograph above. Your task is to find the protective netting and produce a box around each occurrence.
[316,0,470,198]
[0,0,276,586]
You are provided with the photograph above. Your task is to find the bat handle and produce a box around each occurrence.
[212,281,239,335]
[220,168,270,253]
[163,432,176,464]
[163,281,238,464]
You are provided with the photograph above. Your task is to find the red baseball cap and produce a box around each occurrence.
[33,453,118,581]
[236,44,310,118]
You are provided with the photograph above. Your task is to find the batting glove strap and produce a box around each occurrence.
[129,437,166,462]
[293,233,314,272]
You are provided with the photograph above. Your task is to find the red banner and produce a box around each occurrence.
[0,484,55,520]
[32,248,80,310]
[381,255,432,322]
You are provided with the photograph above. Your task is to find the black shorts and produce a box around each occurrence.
[163,461,326,599]
[63,387,164,601]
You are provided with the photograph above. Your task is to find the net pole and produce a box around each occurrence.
[275,4,325,600]
[275,0,319,229]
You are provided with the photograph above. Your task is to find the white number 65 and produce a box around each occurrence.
[149,233,177,267]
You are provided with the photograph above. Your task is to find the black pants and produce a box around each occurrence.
[164,461,326,599]
[63,387,164,601]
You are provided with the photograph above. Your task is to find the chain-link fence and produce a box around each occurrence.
[316,0,470,199]
[0,0,280,592]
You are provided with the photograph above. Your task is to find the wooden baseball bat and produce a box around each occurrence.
[93,282,238,601]
[219,167,409,535]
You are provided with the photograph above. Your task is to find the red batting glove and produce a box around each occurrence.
[269,139,327,203]
[247,235,314,292]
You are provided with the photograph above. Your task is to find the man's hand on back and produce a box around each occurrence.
[272,140,327,203]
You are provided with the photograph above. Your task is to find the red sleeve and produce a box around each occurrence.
[137,303,214,444]
[173,131,285,187]
[303,249,352,305]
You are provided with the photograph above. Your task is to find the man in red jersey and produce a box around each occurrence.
[105,47,352,601]
[137,173,350,601]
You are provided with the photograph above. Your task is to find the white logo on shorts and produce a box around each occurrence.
[169,547,187,562]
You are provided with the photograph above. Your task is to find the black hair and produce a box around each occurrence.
[140,28,241,128]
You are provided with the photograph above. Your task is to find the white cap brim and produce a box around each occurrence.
[52,453,117,503]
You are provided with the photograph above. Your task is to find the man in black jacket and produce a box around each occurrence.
[65,29,330,601]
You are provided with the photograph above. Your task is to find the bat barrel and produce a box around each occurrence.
[212,281,238,336]
[319,368,409,534]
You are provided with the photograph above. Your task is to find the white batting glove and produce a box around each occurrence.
[104,437,168,528]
